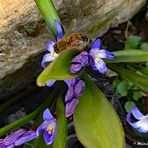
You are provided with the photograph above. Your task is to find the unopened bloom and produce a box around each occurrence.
[0,139,4,147]
[70,51,89,73]
[3,129,36,148]
[89,39,114,74]
[126,106,148,133]
[14,130,36,146]
[65,78,85,117]
[41,20,64,87]
[36,108,57,145]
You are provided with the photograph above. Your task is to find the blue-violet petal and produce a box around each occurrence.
[43,108,54,121]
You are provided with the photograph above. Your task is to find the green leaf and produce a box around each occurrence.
[23,140,34,148]
[140,43,148,51]
[129,64,148,76]
[124,101,135,113]
[23,133,50,148]
[37,49,78,86]
[112,79,121,88]
[124,36,141,49]
[74,73,125,148]
[23,135,49,148]
[133,91,145,101]
[105,50,148,63]
[108,64,148,91]
[116,81,128,96]
[53,97,67,148]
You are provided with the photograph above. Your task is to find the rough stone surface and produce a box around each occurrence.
[0,0,146,99]
[0,0,49,79]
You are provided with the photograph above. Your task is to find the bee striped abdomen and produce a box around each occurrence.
[53,33,89,53]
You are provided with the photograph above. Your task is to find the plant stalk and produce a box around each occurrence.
[34,0,60,39]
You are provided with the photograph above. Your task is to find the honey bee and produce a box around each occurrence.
[53,33,89,53]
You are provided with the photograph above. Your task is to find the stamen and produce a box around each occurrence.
[95,55,100,62]
[51,50,58,58]
[47,122,55,134]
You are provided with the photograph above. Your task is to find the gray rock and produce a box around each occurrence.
[0,0,146,99]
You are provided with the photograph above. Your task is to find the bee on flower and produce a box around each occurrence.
[70,39,115,74]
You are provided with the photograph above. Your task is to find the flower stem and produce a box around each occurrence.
[53,96,67,148]
[0,82,65,136]
[33,82,67,126]
[34,0,60,40]
[0,108,38,136]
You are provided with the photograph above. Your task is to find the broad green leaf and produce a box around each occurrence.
[53,98,67,148]
[105,50,148,63]
[37,49,78,86]
[124,36,141,49]
[74,73,125,148]
[108,64,148,91]
[124,101,135,113]
[133,91,145,101]
[116,81,128,96]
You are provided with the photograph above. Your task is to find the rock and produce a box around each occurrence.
[0,0,146,100]
[0,0,49,79]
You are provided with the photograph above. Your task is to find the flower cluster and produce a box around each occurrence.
[70,38,115,74]
[65,78,85,117]
[0,129,36,147]
[41,20,85,117]
[126,106,148,133]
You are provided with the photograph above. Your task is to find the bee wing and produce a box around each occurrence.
[66,19,77,35]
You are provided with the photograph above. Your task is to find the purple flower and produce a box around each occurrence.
[0,139,4,148]
[41,40,58,69]
[89,39,114,74]
[65,78,85,117]
[36,108,57,145]
[126,106,148,133]
[41,20,64,87]
[3,129,36,147]
[15,130,36,146]
[70,39,114,74]
[70,51,89,73]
